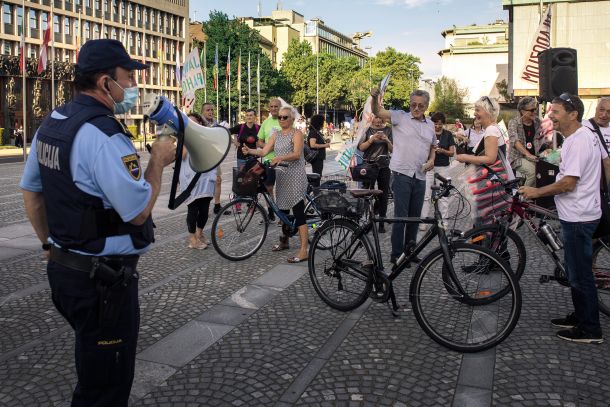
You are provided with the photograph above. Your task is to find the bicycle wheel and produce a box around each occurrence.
[211,198,268,261]
[410,242,522,352]
[592,240,610,317]
[461,224,526,280]
[308,218,374,311]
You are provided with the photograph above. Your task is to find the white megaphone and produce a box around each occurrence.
[142,93,231,173]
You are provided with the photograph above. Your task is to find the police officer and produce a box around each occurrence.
[19,39,175,406]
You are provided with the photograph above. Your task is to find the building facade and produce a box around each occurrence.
[0,0,187,141]
[242,9,368,69]
[503,0,610,115]
[438,20,509,110]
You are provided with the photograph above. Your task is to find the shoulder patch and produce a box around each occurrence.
[122,154,141,181]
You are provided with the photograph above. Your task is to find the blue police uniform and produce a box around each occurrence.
[20,94,153,406]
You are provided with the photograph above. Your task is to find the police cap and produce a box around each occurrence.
[77,39,149,73]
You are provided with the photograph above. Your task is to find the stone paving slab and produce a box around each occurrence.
[138,320,234,367]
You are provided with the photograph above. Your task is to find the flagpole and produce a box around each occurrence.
[141,22,147,147]
[215,44,219,123]
[228,47,231,127]
[257,54,260,123]
[238,50,241,119]
[21,0,27,161]
[203,41,207,102]
[248,52,251,109]
[51,2,55,109]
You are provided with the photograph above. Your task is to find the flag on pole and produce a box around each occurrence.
[213,43,218,91]
[175,47,181,84]
[18,25,26,74]
[225,47,231,91]
[237,51,242,93]
[37,25,51,74]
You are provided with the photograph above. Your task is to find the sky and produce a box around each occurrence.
[189,0,508,78]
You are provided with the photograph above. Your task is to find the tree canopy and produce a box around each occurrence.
[429,76,468,120]
[190,12,424,120]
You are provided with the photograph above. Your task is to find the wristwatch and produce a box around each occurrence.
[42,243,51,251]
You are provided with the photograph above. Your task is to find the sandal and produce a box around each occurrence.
[188,243,206,250]
[272,244,290,252]
[287,256,308,263]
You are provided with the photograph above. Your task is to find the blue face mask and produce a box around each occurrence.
[109,79,138,114]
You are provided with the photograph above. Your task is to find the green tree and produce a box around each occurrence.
[430,76,468,120]
[319,54,361,111]
[372,47,422,109]
[192,10,288,119]
[280,39,316,111]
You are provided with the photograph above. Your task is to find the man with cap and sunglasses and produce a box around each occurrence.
[520,93,610,344]
[20,39,175,405]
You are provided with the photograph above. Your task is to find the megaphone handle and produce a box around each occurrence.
[167,106,186,210]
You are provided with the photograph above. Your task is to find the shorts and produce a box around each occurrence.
[263,164,276,186]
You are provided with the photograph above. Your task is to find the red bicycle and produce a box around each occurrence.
[459,164,610,316]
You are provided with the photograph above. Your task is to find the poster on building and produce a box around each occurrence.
[518,5,552,89]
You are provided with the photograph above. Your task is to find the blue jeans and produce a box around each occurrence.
[391,171,426,259]
[560,220,601,334]
[237,158,248,168]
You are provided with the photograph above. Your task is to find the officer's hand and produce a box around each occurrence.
[151,139,176,167]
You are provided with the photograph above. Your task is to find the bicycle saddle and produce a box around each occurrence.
[349,189,383,198]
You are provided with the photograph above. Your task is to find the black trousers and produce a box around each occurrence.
[363,166,391,218]
[47,260,139,407]
[186,197,212,234]
[310,160,323,187]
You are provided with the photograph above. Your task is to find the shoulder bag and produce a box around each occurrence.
[588,119,610,239]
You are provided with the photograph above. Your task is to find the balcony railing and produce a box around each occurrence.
[30,28,40,38]
[4,24,14,36]
[65,34,73,44]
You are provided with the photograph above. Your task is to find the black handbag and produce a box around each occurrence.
[350,162,379,182]
[303,143,319,163]
[589,119,610,238]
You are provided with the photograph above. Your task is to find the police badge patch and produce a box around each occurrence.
[122,154,142,180]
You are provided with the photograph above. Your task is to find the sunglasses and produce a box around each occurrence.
[523,108,537,113]
[559,93,576,110]
[278,115,291,121]
[409,102,426,110]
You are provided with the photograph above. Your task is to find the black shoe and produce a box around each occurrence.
[268,210,276,222]
[213,204,221,215]
[551,312,578,328]
[556,327,603,344]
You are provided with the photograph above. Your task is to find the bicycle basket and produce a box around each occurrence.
[314,189,365,218]
[232,166,261,196]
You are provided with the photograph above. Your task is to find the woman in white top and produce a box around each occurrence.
[181,113,217,249]
[466,119,485,152]
[456,96,508,167]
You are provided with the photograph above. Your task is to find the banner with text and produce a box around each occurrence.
[519,5,552,87]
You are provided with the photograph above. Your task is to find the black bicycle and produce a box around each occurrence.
[308,173,522,352]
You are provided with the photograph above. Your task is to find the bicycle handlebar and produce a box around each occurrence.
[479,163,525,195]
[434,172,450,185]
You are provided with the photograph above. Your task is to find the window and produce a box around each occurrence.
[84,21,90,39]
[3,4,13,26]
[53,15,60,34]
[42,12,49,29]
[17,6,23,29]
[94,0,100,11]
[112,0,118,15]
[64,16,70,35]
[93,23,99,39]
[30,10,37,30]
[120,1,125,19]
[103,0,109,13]
[111,27,116,39]
[136,5,140,22]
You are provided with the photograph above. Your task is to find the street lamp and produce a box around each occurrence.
[364,46,372,89]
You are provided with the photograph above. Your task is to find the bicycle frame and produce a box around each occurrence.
[330,185,471,312]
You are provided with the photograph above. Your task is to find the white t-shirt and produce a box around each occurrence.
[555,126,605,222]
[583,119,610,156]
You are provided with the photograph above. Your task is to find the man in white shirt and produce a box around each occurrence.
[520,93,610,344]
[583,97,610,155]
[371,88,435,264]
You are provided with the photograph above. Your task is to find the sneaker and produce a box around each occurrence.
[551,312,578,328]
[213,204,221,215]
[556,327,603,344]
